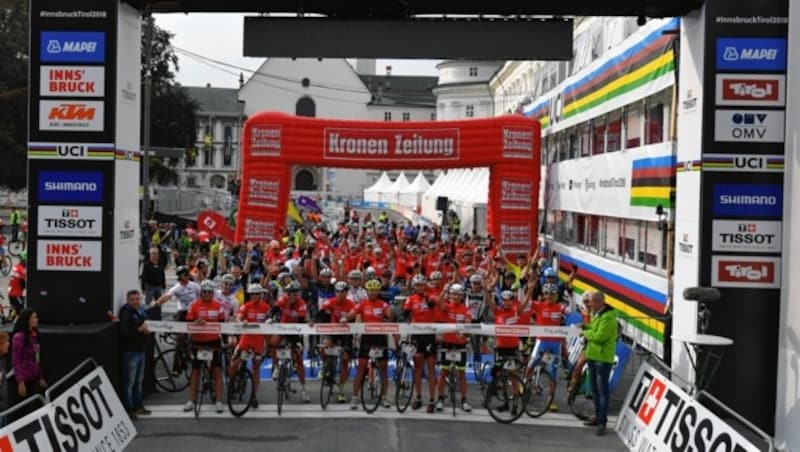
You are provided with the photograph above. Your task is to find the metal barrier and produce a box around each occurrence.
[44,357,98,402]
[0,394,47,421]
[696,390,774,452]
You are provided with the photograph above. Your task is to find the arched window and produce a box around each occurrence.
[295,169,316,190]
[209,174,226,189]
[296,96,316,117]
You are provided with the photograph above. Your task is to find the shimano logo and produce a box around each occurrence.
[44,182,98,191]
[719,195,776,205]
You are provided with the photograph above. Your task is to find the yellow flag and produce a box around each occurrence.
[287,201,304,224]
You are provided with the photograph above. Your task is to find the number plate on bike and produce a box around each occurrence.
[444,350,463,362]
[240,350,254,361]
[503,359,517,370]
[542,352,554,364]
[402,344,417,356]
[325,347,342,357]
[368,347,384,359]
[277,348,292,360]
[196,349,213,361]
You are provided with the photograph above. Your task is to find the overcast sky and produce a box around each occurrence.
[153,13,441,88]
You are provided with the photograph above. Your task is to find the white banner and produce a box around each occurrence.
[713,109,786,143]
[37,205,103,237]
[144,320,580,338]
[40,65,105,97]
[711,219,782,253]
[37,239,102,271]
[0,367,136,452]
[616,362,759,452]
[39,100,104,132]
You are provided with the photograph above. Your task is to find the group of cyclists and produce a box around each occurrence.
[144,208,583,415]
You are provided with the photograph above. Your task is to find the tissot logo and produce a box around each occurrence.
[712,220,782,253]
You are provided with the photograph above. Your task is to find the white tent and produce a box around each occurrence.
[398,172,432,208]
[421,171,446,219]
[363,172,393,202]
[380,171,410,204]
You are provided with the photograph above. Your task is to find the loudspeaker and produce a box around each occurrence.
[436,196,449,211]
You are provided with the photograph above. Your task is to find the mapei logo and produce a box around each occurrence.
[716,37,786,71]
[40,31,105,63]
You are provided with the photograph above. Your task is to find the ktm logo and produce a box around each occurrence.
[48,103,96,120]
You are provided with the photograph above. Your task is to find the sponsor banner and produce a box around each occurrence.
[499,177,533,210]
[38,205,103,237]
[711,255,781,289]
[715,74,785,107]
[37,239,102,272]
[616,362,759,452]
[196,210,235,242]
[501,126,535,159]
[39,9,110,19]
[38,170,103,203]
[40,30,105,63]
[39,100,104,132]
[715,37,787,71]
[0,367,136,452]
[28,142,115,160]
[40,65,105,97]
[712,183,782,218]
[498,221,532,255]
[702,154,784,172]
[323,127,460,162]
[713,109,785,143]
[246,175,281,208]
[186,323,222,335]
[241,217,279,242]
[712,220,782,253]
[250,125,282,157]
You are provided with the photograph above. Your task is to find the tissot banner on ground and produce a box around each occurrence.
[237,112,541,255]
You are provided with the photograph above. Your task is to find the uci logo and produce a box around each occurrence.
[733,156,765,169]
[57,144,87,158]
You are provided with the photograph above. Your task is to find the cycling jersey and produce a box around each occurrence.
[167,281,201,312]
[274,296,308,323]
[534,301,568,342]
[186,299,225,342]
[403,293,436,323]
[347,287,368,304]
[442,303,471,345]
[355,299,389,323]
[465,290,486,322]
[494,302,522,349]
[215,289,239,319]
[320,297,356,323]
[237,301,270,352]
[317,283,336,302]
[8,263,26,297]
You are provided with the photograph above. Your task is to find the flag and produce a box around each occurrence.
[630,155,676,208]
[287,201,304,224]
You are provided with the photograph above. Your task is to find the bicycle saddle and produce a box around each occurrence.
[683,287,721,304]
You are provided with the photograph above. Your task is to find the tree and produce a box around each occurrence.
[0,0,29,190]
[141,18,199,185]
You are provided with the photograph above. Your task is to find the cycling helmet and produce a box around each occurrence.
[429,271,443,281]
[411,274,427,286]
[364,279,382,291]
[542,283,559,295]
[196,258,209,268]
[286,281,301,293]
[469,274,483,284]
[449,284,465,296]
[543,267,557,278]
[348,270,363,279]
[365,267,377,279]
[200,280,216,292]
[319,268,334,278]
[221,274,236,285]
[334,281,349,292]
[500,290,514,300]
[176,265,190,277]
[247,283,265,294]
[277,272,290,281]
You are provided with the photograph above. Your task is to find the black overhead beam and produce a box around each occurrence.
[130,0,703,18]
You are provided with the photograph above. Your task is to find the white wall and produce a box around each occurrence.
[366,105,434,122]
[775,3,800,450]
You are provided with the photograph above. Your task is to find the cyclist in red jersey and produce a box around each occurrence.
[435,283,473,412]
[229,283,270,408]
[402,274,438,413]
[348,279,393,410]
[268,281,311,402]
[486,288,532,413]
[318,280,356,403]
[183,280,226,413]
[7,251,26,316]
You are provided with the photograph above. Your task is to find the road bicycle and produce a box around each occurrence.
[152,333,192,392]
[484,353,527,424]
[522,340,558,418]
[274,340,301,416]
[192,346,217,419]
[361,346,387,414]
[227,348,257,417]
[439,347,469,417]
[394,340,417,413]
[319,344,345,410]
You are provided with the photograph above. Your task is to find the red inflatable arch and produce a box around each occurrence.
[236,112,541,256]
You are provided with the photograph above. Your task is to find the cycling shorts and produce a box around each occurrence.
[358,335,388,360]
[191,341,222,369]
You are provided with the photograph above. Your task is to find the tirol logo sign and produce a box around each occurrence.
[40,66,105,97]
[499,178,533,210]
[38,205,103,237]
[715,74,785,107]
[616,363,760,452]
[712,220,781,253]
[711,255,781,289]
[714,109,785,143]
[38,170,103,203]
[712,183,782,218]
[40,31,105,63]
[246,176,281,209]
[39,100,104,132]
[323,128,460,161]
[37,240,102,271]
[250,125,281,157]
[716,37,787,71]
[501,127,535,159]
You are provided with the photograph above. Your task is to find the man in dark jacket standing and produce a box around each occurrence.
[119,290,151,420]
[141,247,166,312]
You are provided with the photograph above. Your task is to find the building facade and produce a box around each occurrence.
[433,60,503,120]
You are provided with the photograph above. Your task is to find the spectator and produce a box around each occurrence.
[11,309,47,415]
[141,247,166,307]
[9,207,22,242]
[119,290,151,420]
[582,291,618,436]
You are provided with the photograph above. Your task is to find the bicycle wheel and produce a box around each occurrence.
[361,364,383,414]
[277,364,286,416]
[568,374,595,421]
[0,255,11,276]
[228,367,255,417]
[320,360,335,410]
[485,372,526,424]
[8,240,24,257]
[154,348,191,392]
[525,367,556,418]
[450,374,457,417]
[194,366,206,419]
[395,360,414,413]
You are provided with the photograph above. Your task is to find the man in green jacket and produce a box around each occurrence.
[582,291,618,436]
